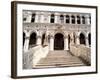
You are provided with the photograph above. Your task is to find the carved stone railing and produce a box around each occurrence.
[70,44,91,65]
[23,45,49,69]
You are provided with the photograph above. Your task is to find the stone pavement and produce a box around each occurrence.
[34,50,86,68]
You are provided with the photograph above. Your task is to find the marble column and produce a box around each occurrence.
[76,35,80,45]
[26,13,32,23]
[37,35,42,45]
[55,13,59,23]
[40,12,44,23]
[86,36,89,47]
[49,36,54,50]
[64,36,68,50]
[24,34,30,52]
[69,14,72,24]
[70,33,74,45]
[85,15,90,25]
[48,13,51,23]
[64,14,66,24]
[75,14,77,24]
[80,15,83,24]
[35,12,39,23]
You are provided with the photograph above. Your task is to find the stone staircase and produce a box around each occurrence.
[34,50,86,68]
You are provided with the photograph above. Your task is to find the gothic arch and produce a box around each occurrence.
[29,32,37,48]
[30,30,37,36]
[54,31,65,38]
[79,33,86,45]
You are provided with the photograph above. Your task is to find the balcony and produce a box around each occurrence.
[23,23,91,32]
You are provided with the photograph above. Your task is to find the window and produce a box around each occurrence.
[50,14,55,23]
[60,15,64,23]
[23,17,27,21]
[89,16,91,24]
[77,16,80,24]
[66,15,70,23]
[82,16,85,24]
[31,13,35,22]
[71,15,75,24]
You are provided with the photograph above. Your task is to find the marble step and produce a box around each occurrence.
[34,50,85,68]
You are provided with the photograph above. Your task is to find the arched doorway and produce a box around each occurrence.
[79,33,86,45]
[42,33,45,46]
[23,32,25,46]
[88,33,91,46]
[29,32,37,48]
[54,33,64,50]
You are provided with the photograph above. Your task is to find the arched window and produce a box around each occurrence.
[60,15,64,23]
[23,32,25,46]
[50,14,55,23]
[71,15,75,24]
[79,33,86,45]
[82,16,85,24]
[77,16,81,24]
[42,33,45,46]
[88,33,91,46]
[29,32,37,48]
[66,15,70,23]
[31,13,35,22]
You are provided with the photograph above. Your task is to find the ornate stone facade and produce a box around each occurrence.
[23,10,91,52]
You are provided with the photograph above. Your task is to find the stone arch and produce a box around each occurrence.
[54,31,65,37]
[29,32,37,48]
[88,33,91,46]
[30,30,38,36]
[78,31,86,37]
[79,33,86,45]
[54,33,64,50]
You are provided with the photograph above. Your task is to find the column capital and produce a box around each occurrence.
[64,35,68,39]
[37,35,42,39]
[50,35,54,39]
[25,36,30,39]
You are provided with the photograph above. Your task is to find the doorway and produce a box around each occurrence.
[54,33,64,50]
